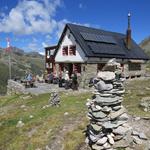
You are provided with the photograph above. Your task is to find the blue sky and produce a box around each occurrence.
[0,0,149,54]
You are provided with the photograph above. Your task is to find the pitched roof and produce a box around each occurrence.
[56,23,149,60]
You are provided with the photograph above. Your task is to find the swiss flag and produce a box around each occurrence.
[5,38,12,53]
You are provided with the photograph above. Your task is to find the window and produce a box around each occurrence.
[97,63,105,71]
[73,64,81,73]
[128,63,141,71]
[62,46,68,56]
[69,45,76,55]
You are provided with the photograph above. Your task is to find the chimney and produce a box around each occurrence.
[126,12,131,49]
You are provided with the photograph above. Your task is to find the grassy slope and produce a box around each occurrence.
[0,61,9,94]
[0,79,150,150]
[0,92,91,150]
[0,53,44,94]
[140,36,150,57]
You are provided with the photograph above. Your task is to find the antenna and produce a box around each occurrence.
[128,12,131,29]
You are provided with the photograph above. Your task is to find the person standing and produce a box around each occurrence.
[71,71,78,90]
[64,71,70,89]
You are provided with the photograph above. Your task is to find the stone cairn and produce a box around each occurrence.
[85,59,132,150]
[49,91,60,107]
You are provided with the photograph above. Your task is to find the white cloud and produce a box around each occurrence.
[56,19,68,38]
[42,42,48,47]
[0,0,62,34]
[39,52,45,55]
[46,34,51,40]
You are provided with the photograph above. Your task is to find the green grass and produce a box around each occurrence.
[124,78,150,117]
[0,92,91,150]
[63,118,88,150]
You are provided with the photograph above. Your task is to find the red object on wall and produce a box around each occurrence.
[62,46,68,55]
[69,45,76,55]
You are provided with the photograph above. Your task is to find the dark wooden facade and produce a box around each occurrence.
[45,45,57,74]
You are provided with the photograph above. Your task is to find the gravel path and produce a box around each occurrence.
[24,82,91,95]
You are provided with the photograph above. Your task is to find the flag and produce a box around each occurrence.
[5,38,11,53]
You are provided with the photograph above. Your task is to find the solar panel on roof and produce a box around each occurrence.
[80,32,117,44]
[87,42,125,56]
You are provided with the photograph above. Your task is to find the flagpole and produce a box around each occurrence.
[9,54,11,79]
[6,38,12,79]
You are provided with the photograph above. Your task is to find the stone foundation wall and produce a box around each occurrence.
[7,80,26,95]
[80,64,97,88]
[124,63,146,78]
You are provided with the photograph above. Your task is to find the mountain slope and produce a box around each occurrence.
[140,36,150,57]
[0,47,44,95]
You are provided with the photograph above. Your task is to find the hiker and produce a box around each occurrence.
[71,71,78,90]
[64,71,70,89]
[58,74,63,87]
[49,72,53,84]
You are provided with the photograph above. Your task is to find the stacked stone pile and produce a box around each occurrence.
[85,62,133,149]
[49,91,60,107]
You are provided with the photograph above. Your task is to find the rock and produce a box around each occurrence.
[95,80,113,91]
[20,105,26,108]
[95,105,102,111]
[113,126,130,135]
[86,101,91,107]
[45,145,51,150]
[132,130,139,136]
[64,112,69,116]
[114,135,124,141]
[113,139,130,148]
[22,95,32,100]
[90,105,102,112]
[85,137,89,144]
[107,134,115,145]
[118,113,129,121]
[103,120,127,129]
[103,142,111,149]
[29,115,33,119]
[89,134,98,142]
[133,136,143,144]
[138,132,147,140]
[92,144,103,150]
[112,105,122,111]
[28,128,37,137]
[46,129,52,135]
[102,106,112,112]
[134,116,140,121]
[91,124,102,131]
[16,120,24,128]
[94,95,122,104]
[97,71,115,81]
[109,107,126,119]
[91,111,107,119]
[96,136,107,145]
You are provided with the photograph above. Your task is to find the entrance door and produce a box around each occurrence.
[68,63,73,77]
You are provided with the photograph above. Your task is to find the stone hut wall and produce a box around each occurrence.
[124,63,146,78]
